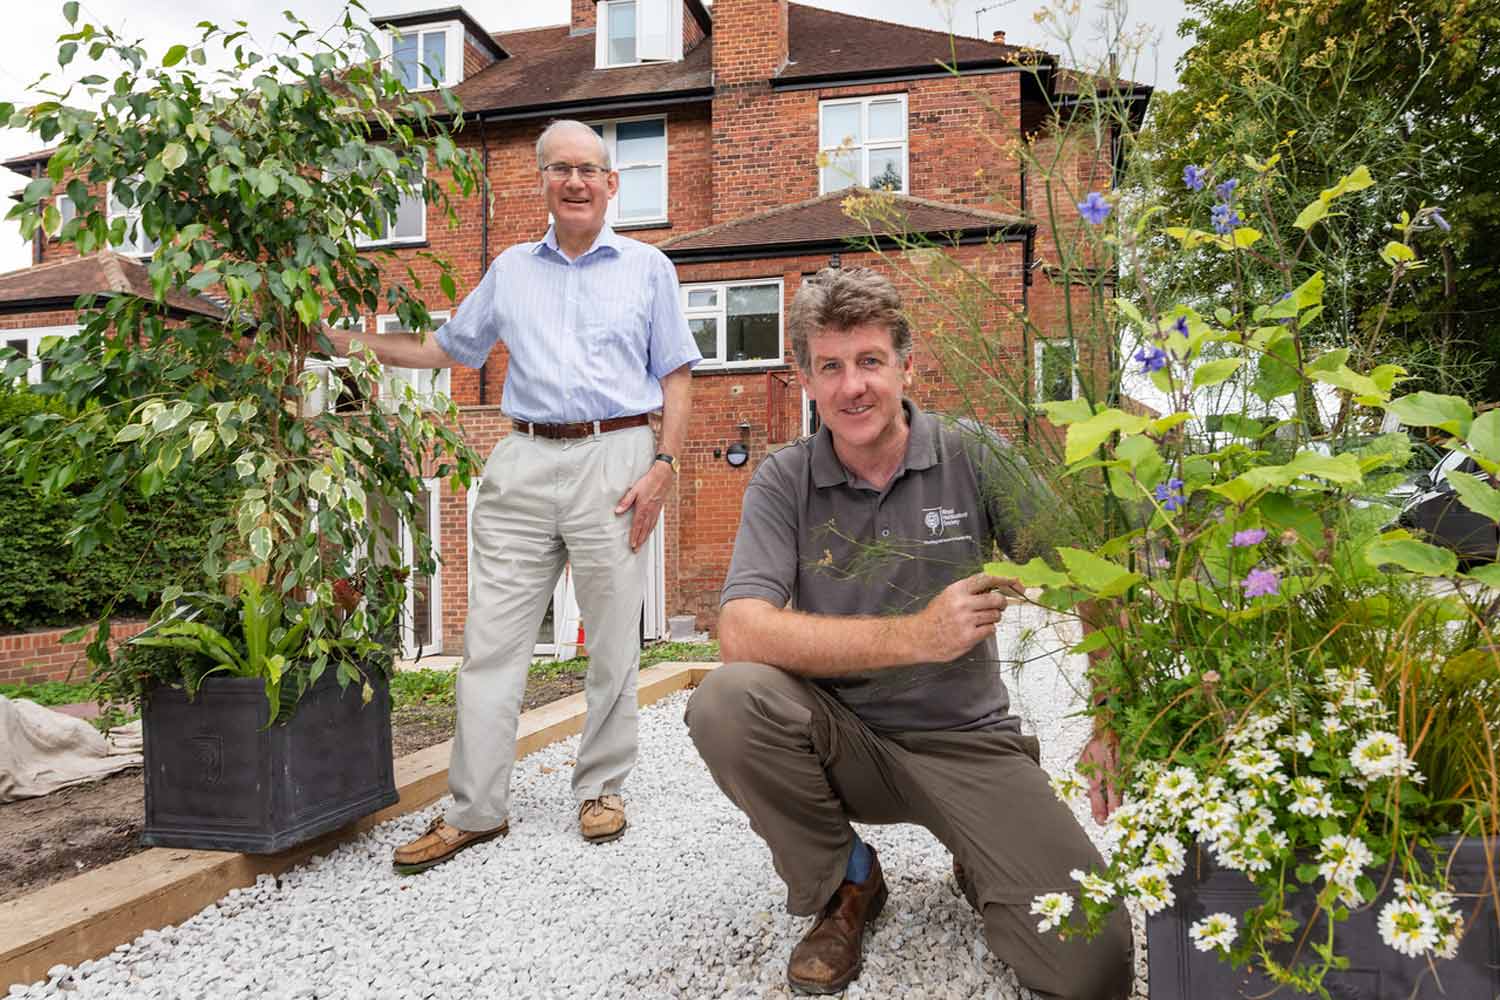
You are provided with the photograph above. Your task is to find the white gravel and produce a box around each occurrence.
[10,606,1147,999]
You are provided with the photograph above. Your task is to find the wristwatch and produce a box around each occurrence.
[654,452,677,473]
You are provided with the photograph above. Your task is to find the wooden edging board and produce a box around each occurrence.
[1,661,719,989]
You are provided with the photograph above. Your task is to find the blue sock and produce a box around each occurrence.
[844,833,873,884]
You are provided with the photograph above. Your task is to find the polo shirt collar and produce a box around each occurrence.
[810,399,939,490]
[534,223,623,262]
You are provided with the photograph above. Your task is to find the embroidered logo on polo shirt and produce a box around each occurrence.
[921,506,970,540]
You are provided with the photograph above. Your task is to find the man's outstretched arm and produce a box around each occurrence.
[718,572,1024,678]
[321,325,460,370]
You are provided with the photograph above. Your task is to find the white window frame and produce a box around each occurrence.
[385,22,463,90]
[354,157,427,249]
[682,279,785,370]
[398,476,444,658]
[596,0,682,68]
[376,311,450,410]
[106,179,159,258]
[303,317,365,416]
[1034,339,1080,403]
[818,94,910,195]
[50,193,77,237]
[590,115,669,227]
[3,325,77,385]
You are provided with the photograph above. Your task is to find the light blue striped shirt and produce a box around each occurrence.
[434,224,701,424]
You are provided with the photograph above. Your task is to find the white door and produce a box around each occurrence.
[399,477,443,659]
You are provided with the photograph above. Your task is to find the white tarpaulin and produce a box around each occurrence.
[0,696,143,802]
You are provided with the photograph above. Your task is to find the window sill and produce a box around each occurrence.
[356,239,430,251]
[693,361,792,375]
[612,219,671,232]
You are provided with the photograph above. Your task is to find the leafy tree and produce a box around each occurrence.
[0,2,483,707]
[1139,0,1500,403]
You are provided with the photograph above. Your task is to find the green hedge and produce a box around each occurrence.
[0,390,231,632]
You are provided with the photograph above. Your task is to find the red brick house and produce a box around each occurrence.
[3,0,1148,662]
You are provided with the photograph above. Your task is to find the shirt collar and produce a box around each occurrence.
[810,399,938,490]
[534,223,623,262]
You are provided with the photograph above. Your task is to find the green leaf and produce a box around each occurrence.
[1057,547,1142,597]
[1364,534,1457,576]
[1466,411,1500,465]
[440,271,456,302]
[63,1,79,24]
[1038,397,1095,426]
[143,157,165,185]
[1192,357,1244,389]
[1380,241,1417,266]
[1231,227,1262,248]
[114,423,146,443]
[248,525,272,562]
[1064,409,1151,464]
[1293,197,1330,231]
[163,44,189,67]
[161,142,187,171]
[191,428,215,459]
[983,557,1071,590]
[1463,565,1500,590]
[58,42,77,67]
[257,170,279,197]
[1386,392,1473,437]
[207,164,232,194]
[1446,470,1500,523]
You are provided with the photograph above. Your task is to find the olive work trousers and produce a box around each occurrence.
[685,660,1133,1000]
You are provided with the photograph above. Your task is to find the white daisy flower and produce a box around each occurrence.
[1288,776,1338,818]
[1050,770,1087,805]
[1228,746,1281,782]
[1350,731,1415,781]
[1030,891,1074,934]
[1146,834,1187,877]
[1127,864,1176,915]
[1378,897,1438,958]
[1069,867,1115,905]
[1189,912,1238,953]
[1316,834,1373,889]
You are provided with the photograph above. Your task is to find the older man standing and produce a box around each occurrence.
[685,268,1130,998]
[329,120,700,871]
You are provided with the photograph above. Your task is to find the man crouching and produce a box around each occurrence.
[685,266,1131,998]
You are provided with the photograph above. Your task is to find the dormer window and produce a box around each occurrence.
[386,23,462,89]
[596,0,682,68]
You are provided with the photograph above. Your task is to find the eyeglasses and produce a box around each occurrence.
[542,162,610,182]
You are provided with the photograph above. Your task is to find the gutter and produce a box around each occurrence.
[770,60,1033,92]
[663,225,1033,265]
[472,87,713,125]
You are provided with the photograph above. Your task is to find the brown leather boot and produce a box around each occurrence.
[786,846,888,995]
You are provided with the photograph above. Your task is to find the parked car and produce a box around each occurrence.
[1397,450,1500,564]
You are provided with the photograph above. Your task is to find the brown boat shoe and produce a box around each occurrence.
[578,793,628,843]
[392,816,508,875]
[786,846,888,995]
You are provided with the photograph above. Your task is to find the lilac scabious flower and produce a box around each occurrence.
[1154,477,1185,512]
[1173,316,1190,338]
[1211,203,1242,236]
[1077,191,1112,225]
[1231,528,1268,548]
[1215,178,1239,202]
[1242,567,1280,598]
[1134,344,1168,373]
[1430,208,1451,233]
[1183,164,1206,192]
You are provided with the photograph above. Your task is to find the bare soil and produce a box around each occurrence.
[0,670,587,906]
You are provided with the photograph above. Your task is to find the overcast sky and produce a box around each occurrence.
[0,0,1193,273]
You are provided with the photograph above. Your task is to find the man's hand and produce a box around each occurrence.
[907,573,1024,663]
[1078,728,1121,824]
[616,459,673,551]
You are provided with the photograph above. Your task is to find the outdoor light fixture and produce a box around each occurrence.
[725,443,749,467]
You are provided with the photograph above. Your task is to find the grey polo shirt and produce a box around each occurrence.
[721,400,1047,733]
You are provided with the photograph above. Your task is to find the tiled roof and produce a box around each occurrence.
[445,23,713,116]
[659,189,1028,260]
[0,252,224,319]
[779,5,1038,83]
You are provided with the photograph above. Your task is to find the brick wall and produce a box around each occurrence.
[0,620,149,686]
[571,0,596,33]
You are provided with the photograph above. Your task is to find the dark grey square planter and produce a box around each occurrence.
[1147,837,1500,998]
[141,668,397,853]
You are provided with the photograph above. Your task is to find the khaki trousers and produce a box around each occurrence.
[445,425,653,831]
[686,661,1133,1000]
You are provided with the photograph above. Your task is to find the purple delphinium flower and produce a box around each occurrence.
[1430,208,1451,233]
[1154,477,1185,512]
[1134,344,1168,373]
[1215,178,1239,202]
[1211,203,1242,236]
[1183,164,1206,192]
[1173,316,1190,338]
[1231,528,1268,548]
[1077,191,1112,225]
[1242,567,1280,598]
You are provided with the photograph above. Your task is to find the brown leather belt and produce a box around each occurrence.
[515,414,650,439]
